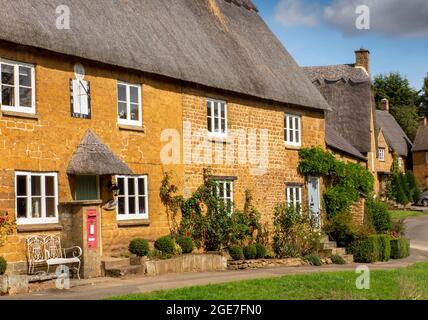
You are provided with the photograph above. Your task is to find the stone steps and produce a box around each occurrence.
[319,236,354,264]
[101,256,145,277]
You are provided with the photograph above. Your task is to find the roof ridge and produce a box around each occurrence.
[222,0,259,12]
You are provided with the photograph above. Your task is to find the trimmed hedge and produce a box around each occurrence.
[176,236,194,254]
[229,245,244,261]
[128,238,150,257]
[254,243,267,259]
[350,234,392,263]
[0,256,6,275]
[243,245,257,260]
[377,235,391,262]
[154,236,175,254]
[390,238,410,259]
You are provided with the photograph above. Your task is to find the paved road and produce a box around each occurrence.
[2,215,428,300]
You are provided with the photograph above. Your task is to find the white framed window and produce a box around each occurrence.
[378,148,385,162]
[284,114,301,147]
[286,185,302,209]
[1,59,36,114]
[116,175,148,220]
[207,98,227,137]
[15,172,58,225]
[117,81,142,126]
[70,79,90,118]
[215,180,233,213]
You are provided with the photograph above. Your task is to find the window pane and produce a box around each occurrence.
[17,198,27,218]
[138,197,146,215]
[130,86,139,104]
[19,87,32,107]
[207,101,212,117]
[289,117,294,130]
[213,103,219,117]
[31,176,41,196]
[117,178,125,196]
[46,198,56,218]
[221,119,226,133]
[118,102,127,119]
[225,183,231,198]
[118,197,125,215]
[130,103,139,121]
[207,116,212,132]
[19,66,31,87]
[118,84,126,102]
[138,178,146,196]
[31,198,42,218]
[45,176,54,196]
[219,183,225,198]
[295,118,299,131]
[284,115,288,130]
[128,197,136,214]
[128,178,135,195]
[214,117,219,131]
[17,176,27,196]
[2,86,14,106]
[221,103,225,118]
[295,129,300,143]
[1,64,14,85]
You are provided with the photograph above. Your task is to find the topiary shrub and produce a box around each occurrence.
[229,245,244,261]
[175,236,194,254]
[0,256,6,275]
[367,198,391,234]
[305,254,322,266]
[154,235,175,255]
[243,244,257,260]
[254,243,267,259]
[128,238,150,257]
[330,255,346,265]
[390,238,410,259]
[349,235,381,263]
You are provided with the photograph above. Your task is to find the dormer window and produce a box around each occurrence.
[207,98,227,137]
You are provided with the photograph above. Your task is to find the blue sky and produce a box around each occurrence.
[253,0,428,90]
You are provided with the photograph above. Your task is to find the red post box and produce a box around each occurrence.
[86,209,97,250]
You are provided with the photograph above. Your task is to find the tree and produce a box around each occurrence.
[374,73,420,141]
[420,74,428,117]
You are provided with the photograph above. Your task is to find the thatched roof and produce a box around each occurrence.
[376,110,412,157]
[326,125,367,161]
[303,64,373,153]
[67,130,133,175]
[413,122,428,152]
[0,0,330,111]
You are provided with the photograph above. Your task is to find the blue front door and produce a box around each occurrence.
[308,176,321,228]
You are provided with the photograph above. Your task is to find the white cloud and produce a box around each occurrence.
[274,0,428,38]
[274,0,320,27]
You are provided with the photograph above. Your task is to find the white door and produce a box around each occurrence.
[308,176,321,228]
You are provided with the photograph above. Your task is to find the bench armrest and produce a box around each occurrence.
[63,246,83,259]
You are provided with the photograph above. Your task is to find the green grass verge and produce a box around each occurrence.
[108,262,428,300]
[389,210,428,220]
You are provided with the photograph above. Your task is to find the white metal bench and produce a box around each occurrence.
[26,235,82,279]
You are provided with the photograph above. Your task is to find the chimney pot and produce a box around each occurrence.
[355,48,370,76]
[380,98,389,112]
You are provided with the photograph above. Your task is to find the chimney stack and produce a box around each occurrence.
[380,98,389,112]
[355,48,370,76]
[420,116,427,126]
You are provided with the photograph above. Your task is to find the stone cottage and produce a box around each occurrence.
[0,0,329,277]
[303,49,411,195]
[413,117,428,189]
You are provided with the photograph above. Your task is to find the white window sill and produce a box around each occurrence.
[16,218,59,226]
[17,223,62,233]
[284,142,302,150]
[117,215,149,221]
[208,132,228,142]
[1,110,38,120]
[118,123,145,132]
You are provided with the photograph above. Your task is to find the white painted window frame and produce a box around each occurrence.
[207,98,228,138]
[15,172,58,225]
[0,58,36,114]
[117,81,142,126]
[116,175,149,220]
[284,114,302,147]
[72,79,90,116]
[378,148,385,162]
[286,185,302,209]
[215,180,234,213]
